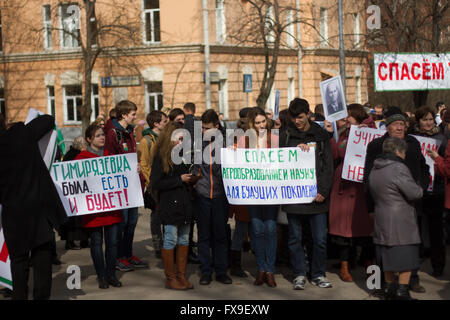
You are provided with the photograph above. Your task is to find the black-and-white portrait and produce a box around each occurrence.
[320,75,348,121]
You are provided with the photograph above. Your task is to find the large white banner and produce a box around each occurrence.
[0,205,12,290]
[374,53,450,91]
[51,154,144,217]
[221,147,317,205]
[342,126,386,183]
[412,135,442,192]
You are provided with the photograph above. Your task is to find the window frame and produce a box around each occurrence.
[319,7,328,47]
[0,89,5,115]
[63,85,83,125]
[354,13,360,48]
[43,5,52,50]
[90,84,99,122]
[59,3,80,49]
[215,0,226,44]
[46,86,55,117]
[145,81,163,114]
[142,0,161,44]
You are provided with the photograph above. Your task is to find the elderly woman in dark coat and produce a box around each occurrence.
[368,137,423,300]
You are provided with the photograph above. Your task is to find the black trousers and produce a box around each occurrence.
[423,194,446,273]
[10,241,53,300]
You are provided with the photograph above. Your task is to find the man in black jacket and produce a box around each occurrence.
[280,98,334,290]
[0,114,67,300]
[363,107,430,295]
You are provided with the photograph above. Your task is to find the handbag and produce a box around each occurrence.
[143,188,157,211]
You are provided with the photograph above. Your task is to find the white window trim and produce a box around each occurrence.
[90,84,99,122]
[286,9,295,48]
[218,79,229,120]
[354,13,360,48]
[0,90,5,115]
[63,86,82,125]
[287,77,295,106]
[265,5,275,44]
[59,4,80,49]
[320,7,328,47]
[0,10,3,53]
[215,0,226,44]
[142,0,161,45]
[46,86,55,116]
[43,5,52,50]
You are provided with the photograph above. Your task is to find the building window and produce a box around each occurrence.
[145,81,163,113]
[143,0,161,43]
[354,13,360,48]
[319,7,328,47]
[91,84,99,121]
[0,89,5,115]
[265,5,275,44]
[218,79,229,119]
[286,9,295,47]
[59,3,80,48]
[43,5,52,49]
[47,86,55,117]
[64,85,82,123]
[356,76,361,104]
[287,77,295,106]
[216,0,226,44]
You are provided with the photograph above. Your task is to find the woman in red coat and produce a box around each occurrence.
[328,104,376,282]
[75,123,123,289]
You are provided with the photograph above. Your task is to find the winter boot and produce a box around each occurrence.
[176,245,194,289]
[396,284,416,300]
[161,248,188,290]
[230,250,247,278]
[383,282,396,300]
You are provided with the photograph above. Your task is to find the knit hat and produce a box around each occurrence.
[384,106,406,127]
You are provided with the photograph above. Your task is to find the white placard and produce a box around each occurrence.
[320,75,348,122]
[50,154,144,217]
[342,126,386,183]
[221,147,317,205]
[374,53,450,91]
[411,135,442,192]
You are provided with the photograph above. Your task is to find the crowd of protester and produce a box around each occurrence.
[0,97,449,301]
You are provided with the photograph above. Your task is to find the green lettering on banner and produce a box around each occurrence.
[123,156,131,171]
[222,168,228,179]
[278,149,284,163]
[62,163,71,180]
[105,158,111,175]
[84,160,92,177]
[52,163,60,181]
[98,158,105,175]
[110,157,117,173]
[77,161,85,178]
[245,150,250,163]
[289,149,297,162]
[91,159,99,176]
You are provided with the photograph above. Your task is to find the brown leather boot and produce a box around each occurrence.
[161,248,188,290]
[340,261,354,282]
[176,245,194,289]
[254,271,265,286]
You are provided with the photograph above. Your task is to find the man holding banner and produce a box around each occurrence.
[279,98,334,290]
[0,114,67,300]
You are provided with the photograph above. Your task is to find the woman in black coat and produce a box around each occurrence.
[0,115,67,300]
[150,122,196,290]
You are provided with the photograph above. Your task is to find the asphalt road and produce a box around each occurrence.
[2,207,450,301]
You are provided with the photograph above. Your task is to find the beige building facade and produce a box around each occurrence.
[0,0,369,137]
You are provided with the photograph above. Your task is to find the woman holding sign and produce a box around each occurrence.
[150,122,196,290]
[328,104,376,282]
[238,107,279,287]
[75,124,123,289]
[409,106,448,278]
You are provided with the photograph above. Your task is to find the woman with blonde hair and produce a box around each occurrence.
[150,121,196,290]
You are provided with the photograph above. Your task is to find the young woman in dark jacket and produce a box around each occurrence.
[75,124,123,289]
[409,106,448,277]
[150,122,195,290]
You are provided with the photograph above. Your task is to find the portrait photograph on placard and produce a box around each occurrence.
[320,75,348,122]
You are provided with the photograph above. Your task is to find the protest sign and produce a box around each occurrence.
[412,135,442,192]
[342,126,386,183]
[374,53,450,91]
[320,75,348,122]
[25,108,58,170]
[0,205,12,290]
[51,153,144,217]
[221,147,317,205]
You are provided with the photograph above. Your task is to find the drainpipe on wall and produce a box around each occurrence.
[296,0,302,98]
[202,0,211,109]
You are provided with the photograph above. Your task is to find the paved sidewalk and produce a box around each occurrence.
[2,208,450,300]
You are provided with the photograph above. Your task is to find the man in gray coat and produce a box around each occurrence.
[369,137,423,300]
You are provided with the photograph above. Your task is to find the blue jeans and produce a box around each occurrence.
[89,223,119,279]
[163,224,190,249]
[196,196,229,276]
[117,207,139,259]
[287,213,328,279]
[248,205,278,273]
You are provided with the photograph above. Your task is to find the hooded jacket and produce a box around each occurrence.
[105,118,136,155]
[368,154,423,246]
[279,120,334,215]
